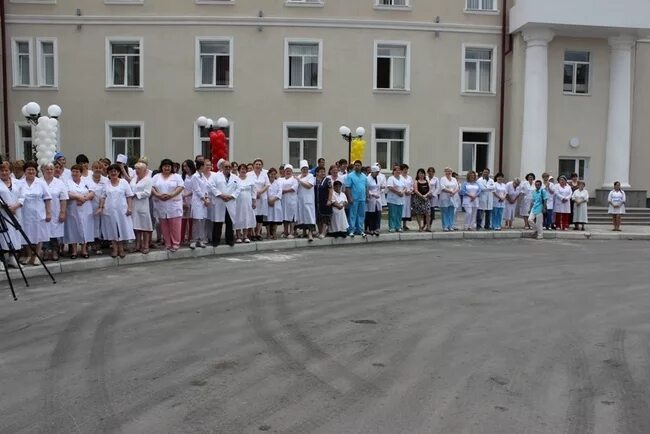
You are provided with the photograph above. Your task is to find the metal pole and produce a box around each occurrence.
[348,133,352,162]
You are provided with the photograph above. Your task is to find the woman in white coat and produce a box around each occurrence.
[401,164,413,230]
[329,180,349,237]
[234,164,257,243]
[0,162,23,268]
[151,159,184,251]
[608,181,626,231]
[504,177,521,229]
[492,172,507,231]
[130,162,153,253]
[438,168,459,232]
[460,171,481,231]
[571,181,589,231]
[366,165,383,236]
[17,161,52,265]
[42,163,68,261]
[280,165,298,238]
[248,159,269,241]
[519,173,536,230]
[86,161,108,255]
[265,168,283,240]
[190,160,212,249]
[296,160,316,242]
[64,164,96,259]
[553,176,572,230]
[427,167,439,223]
[99,164,135,258]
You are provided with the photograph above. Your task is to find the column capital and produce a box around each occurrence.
[608,35,636,50]
[522,28,555,47]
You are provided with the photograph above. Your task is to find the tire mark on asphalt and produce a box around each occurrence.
[563,339,595,434]
[607,328,650,434]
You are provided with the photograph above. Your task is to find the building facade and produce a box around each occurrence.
[3,0,650,203]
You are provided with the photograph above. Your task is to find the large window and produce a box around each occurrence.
[107,38,142,88]
[462,45,496,93]
[376,0,409,6]
[558,157,589,181]
[286,0,323,4]
[37,38,57,87]
[466,0,495,11]
[563,51,590,94]
[106,123,143,161]
[12,39,33,87]
[375,42,410,90]
[460,130,492,174]
[15,124,34,161]
[284,124,320,169]
[373,126,408,170]
[196,38,232,88]
[195,123,232,160]
[285,40,322,89]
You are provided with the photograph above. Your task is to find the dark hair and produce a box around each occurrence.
[75,154,89,164]
[452,172,458,178]
[333,180,342,187]
[338,159,348,165]
[427,166,436,173]
[416,168,426,180]
[495,172,505,179]
[613,181,621,187]
[400,163,409,171]
[71,164,84,172]
[108,163,122,174]
[159,159,174,171]
[183,159,197,180]
[253,158,264,166]
[535,179,542,185]
[525,172,536,181]
[268,167,277,175]
[316,166,326,173]
[318,158,325,163]
[353,160,362,165]
[570,172,578,178]
[23,161,38,171]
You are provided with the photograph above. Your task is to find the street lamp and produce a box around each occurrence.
[196,115,229,132]
[339,125,365,162]
[196,115,229,164]
[21,101,62,165]
[21,102,62,126]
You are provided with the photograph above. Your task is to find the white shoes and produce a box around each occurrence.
[189,242,197,249]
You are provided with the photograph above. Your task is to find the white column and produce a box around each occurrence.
[603,35,635,188]
[520,28,554,178]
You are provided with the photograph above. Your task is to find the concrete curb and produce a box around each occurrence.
[2,229,648,282]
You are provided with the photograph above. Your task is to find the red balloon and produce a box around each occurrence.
[209,129,228,169]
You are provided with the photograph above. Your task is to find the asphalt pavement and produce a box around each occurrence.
[1,240,650,434]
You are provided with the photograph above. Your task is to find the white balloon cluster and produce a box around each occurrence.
[34,117,59,168]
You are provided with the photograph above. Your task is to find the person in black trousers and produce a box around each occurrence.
[212,210,234,247]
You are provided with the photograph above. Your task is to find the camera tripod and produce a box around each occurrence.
[0,196,56,301]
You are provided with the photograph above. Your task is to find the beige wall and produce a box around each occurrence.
[631,41,650,195]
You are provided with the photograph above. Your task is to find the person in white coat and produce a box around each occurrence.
[491,172,507,231]
[42,163,68,261]
[64,164,95,259]
[0,161,23,268]
[248,159,270,241]
[541,173,556,230]
[427,167,439,223]
[366,165,383,236]
[265,168,283,240]
[329,180,349,237]
[504,178,521,229]
[608,181,626,231]
[401,164,413,230]
[130,162,153,253]
[571,181,589,231]
[181,159,196,246]
[477,169,495,230]
[553,175,572,230]
[189,160,212,249]
[208,160,239,247]
[151,159,185,251]
[439,168,459,232]
[280,164,298,239]
[99,164,135,258]
[386,165,406,232]
[460,171,482,231]
[16,161,52,265]
[519,173,536,230]
[86,161,109,255]
[296,160,316,242]
[234,164,257,243]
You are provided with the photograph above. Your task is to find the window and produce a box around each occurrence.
[466,0,495,11]
[15,124,34,161]
[563,51,590,94]
[372,126,409,170]
[12,39,33,87]
[462,45,496,94]
[107,38,142,88]
[376,0,409,6]
[285,40,322,89]
[196,38,233,88]
[36,38,57,87]
[374,42,410,91]
[558,158,589,181]
[195,122,233,160]
[283,124,321,169]
[460,130,493,174]
[286,0,323,4]
[106,123,143,161]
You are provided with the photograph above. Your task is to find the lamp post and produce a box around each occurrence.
[338,125,365,162]
[196,116,229,165]
[21,102,62,163]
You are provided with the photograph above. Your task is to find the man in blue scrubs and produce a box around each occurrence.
[345,160,368,237]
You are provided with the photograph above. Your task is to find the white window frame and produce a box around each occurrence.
[194,37,234,89]
[105,121,145,161]
[193,120,235,161]
[458,127,495,175]
[14,122,34,161]
[373,40,411,92]
[284,38,323,90]
[370,124,410,172]
[464,0,498,13]
[9,0,56,3]
[104,0,144,4]
[195,0,234,4]
[285,0,324,7]
[36,37,58,88]
[11,38,34,88]
[558,157,590,181]
[282,122,322,169]
[563,50,591,95]
[374,0,411,10]
[461,44,497,95]
[105,37,144,89]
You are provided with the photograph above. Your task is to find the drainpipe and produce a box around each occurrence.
[498,0,512,174]
[0,0,9,159]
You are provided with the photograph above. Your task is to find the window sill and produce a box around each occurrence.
[374,5,412,11]
[563,92,591,97]
[104,0,144,4]
[461,91,496,97]
[195,0,234,4]
[12,86,59,91]
[463,9,500,15]
[195,86,234,92]
[285,1,324,7]
[373,88,411,94]
[105,86,144,91]
[284,87,323,93]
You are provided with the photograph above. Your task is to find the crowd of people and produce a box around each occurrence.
[0,152,629,268]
